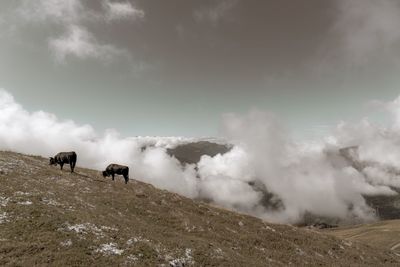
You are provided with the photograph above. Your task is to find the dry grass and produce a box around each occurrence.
[327,220,400,254]
[0,151,399,266]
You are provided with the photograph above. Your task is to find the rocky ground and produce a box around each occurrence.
[0,151,399,266]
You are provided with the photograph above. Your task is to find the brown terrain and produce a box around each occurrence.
[327,220,400,256]
[0,150,399,266]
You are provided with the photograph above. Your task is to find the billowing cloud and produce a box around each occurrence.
[0,89,197,197]
[104,0,145,21]
[18,0,84,24]
[2,89,400,225]
[327,95,400,189]
[16,0,144,63]
[198,111,389,223]
[194,0,238,25]
[49,25,125,62]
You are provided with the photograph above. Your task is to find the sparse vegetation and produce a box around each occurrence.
[327,220,400,255]
[0,151,399,266]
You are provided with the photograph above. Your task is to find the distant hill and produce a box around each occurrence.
[338,146,400,220]
[0,151,398,266]
[166,141,231,165]
[327,219,400,255]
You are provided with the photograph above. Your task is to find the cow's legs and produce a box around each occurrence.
[70,161,76,173]
[124,175,129,184]
[60,163,64,170]
[112,174,115,181]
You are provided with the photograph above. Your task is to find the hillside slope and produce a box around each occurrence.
[327,220,400,255]
[0,151,399,266]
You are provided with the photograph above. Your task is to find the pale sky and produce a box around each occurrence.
[1,0,400,138]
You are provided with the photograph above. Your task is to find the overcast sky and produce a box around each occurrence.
[1,0,400,138]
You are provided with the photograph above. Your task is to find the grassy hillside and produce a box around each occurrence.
[327,220,400,255]
[0,151,399,266]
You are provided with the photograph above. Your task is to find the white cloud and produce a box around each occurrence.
[16,0,144,63]
[2,89,400,225]
[194,0,238,25]
[0,89,198,198]
[197,110,386,223]
[18,0,145,24]
[49,25,124,62]
[330,95,400,168]
[104,0,145,21]
[18,0,84,24]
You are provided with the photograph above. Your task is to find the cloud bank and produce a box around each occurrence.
[1,89,400,224]
[104,0,145,22]
[18,0,84,24]
[49,25,125,63]
[17,0,144,62]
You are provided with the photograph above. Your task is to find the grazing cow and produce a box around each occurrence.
[49,151,77,173]
[102,164,129,184]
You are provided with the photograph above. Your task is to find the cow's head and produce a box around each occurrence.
[49,157,57,165]
[102,171,108,178]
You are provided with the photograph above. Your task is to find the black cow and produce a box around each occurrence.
[102,164,129,184]
[49,151,77,173]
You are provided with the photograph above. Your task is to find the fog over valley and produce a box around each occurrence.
[2,89,400,225]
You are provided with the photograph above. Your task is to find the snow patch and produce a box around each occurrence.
[342,240,353,247]
[96,243,124,256]
[264,225,276,232]
[63,222,104,237]
[126,236,150,245]
[213,248,224,259]
[184,221,196,232]
[169,248,194,266]
[225,227,237,234]
[0,196,9,207]
[0,212,9,223]
[18,200,32,205]
[60,239,73,247]
[61,222,118,240]
[315,252,324,258]
[327,249,338,258]
[295,247,305,256]
[101,225,118,231]
[125,254,142,264]
[42,197,61,206]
